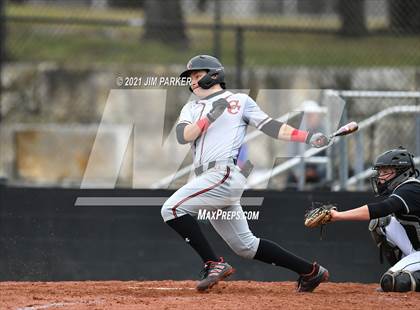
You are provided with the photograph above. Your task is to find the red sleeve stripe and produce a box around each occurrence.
[290,129,309,143]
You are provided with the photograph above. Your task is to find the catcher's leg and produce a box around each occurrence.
[384,217,416,257]
[380,251,420,292]
[389,251,420,273]
[369,216,415,265]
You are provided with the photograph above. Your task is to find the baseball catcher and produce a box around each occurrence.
[305,147,420,292]
[161,55,330,292]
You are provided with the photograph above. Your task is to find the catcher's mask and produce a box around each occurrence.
[370,147,419,196]
[180,55,226,92]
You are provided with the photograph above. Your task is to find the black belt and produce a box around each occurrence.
[194,159,253,178]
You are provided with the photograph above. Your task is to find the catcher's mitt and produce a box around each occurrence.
[304,204,337,228]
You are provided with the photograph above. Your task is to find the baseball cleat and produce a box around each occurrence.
[296,262,329,292]
[196,257,235,292]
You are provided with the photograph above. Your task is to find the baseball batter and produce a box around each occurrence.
[161,55,330,292]
[327,147,420,292]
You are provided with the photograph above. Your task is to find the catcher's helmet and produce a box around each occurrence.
[180,55,225,91]
[370,147,418,196]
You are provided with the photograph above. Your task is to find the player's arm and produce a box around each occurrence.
[176,98,229,144]
[330,196,406,222]
[176,121,206,143]
[260,120,329,148]
[330,205,370,221]
[244,97,329,148]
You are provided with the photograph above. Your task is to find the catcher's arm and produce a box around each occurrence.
[331,205,370,221]
[333,198,405,222]
[327,196,405,222]
[304,204,370,228]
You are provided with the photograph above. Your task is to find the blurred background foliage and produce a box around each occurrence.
[4,0,420,67]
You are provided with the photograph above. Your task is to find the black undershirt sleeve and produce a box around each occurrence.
[392,183,420,214]
[260,120,283,138]
[176,123,189,144]
[367,196,405,219]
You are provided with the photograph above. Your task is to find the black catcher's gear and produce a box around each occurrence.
[368,215,402,265]
[370,147,418,196]
[180,55,226,91]
[380,270,420,292]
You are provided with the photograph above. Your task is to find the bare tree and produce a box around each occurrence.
[142,0,189,48]
[337,0,367,37]
[389,0,420,34]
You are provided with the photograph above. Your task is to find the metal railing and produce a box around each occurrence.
[343,157,420,190]
[331,91,420,190]
[247,104,420,189]
[152,90,420,190]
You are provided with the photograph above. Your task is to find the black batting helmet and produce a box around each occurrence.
[180,55,225,91]
[370,147,418,196]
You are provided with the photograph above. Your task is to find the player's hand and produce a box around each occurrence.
[329,208,339,222]
[308,132,330,148]
[207,98,228,123]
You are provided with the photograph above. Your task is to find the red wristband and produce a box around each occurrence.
[196,117,210,132]
[290,129,309,143]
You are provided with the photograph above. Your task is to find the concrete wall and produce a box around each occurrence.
[0,187,386,282]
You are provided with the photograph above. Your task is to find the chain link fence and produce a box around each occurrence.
[331,92,420,191]
[4,0,420,66]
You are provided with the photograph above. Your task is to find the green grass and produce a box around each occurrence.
[6,3,388,29]
[7,3,144,21]
[242,32,420,67]
[5,4,420,67]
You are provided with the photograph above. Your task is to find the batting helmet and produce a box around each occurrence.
[370,147,418,196]
[180,55,225,91]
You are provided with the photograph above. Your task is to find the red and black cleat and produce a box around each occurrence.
[196,257,235,292]
[296,262,329,292]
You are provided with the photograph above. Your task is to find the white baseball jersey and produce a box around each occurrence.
[177,90,271,167]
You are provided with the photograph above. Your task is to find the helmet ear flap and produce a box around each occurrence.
[197,68,225,90]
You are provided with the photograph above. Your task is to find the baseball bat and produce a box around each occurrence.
[329,121,358,139]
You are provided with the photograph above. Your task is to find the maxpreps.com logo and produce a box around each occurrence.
[198,209,260,221]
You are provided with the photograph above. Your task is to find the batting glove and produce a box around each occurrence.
[207,98,228,123]
[308,132,330,148]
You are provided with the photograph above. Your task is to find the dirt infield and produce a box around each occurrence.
[1,280,418,310]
